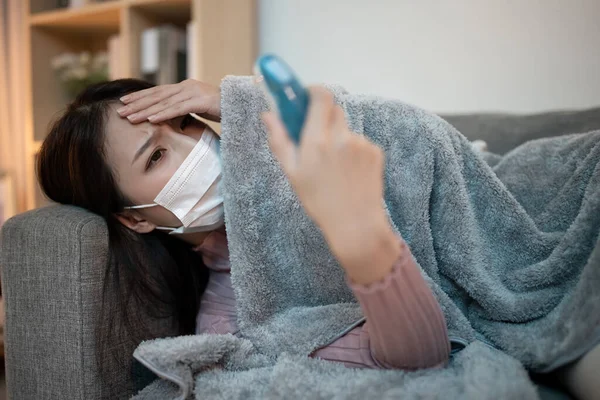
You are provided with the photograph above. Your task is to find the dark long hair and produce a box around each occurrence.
[37,79,209,391]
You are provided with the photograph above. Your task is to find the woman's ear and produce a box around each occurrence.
[115,211,157,234]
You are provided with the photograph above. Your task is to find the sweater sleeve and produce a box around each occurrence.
[348,238,450,370]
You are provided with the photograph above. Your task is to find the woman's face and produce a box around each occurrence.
[104,103,208,230]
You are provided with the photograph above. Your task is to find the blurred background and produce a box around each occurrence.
[260,0,600,114]
[0,1,599,397]
[1,0,599,216]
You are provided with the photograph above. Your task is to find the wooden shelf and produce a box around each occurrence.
[27,0,194,37]
[29,1,122,34]
[129,0,191,25]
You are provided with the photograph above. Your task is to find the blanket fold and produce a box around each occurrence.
[132,76,600,400]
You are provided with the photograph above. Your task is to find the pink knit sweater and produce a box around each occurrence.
[194,230,450,369]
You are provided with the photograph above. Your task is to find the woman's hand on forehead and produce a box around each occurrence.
[117,79,221,124]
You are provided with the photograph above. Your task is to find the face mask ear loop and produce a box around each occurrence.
[123,204,158,210]
[119,205,180,232]
[155,226,178,232]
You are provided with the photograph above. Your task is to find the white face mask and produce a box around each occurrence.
[124,126,224,235]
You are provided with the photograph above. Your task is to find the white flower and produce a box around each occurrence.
[79,52,91,65]
[92,52,109,70]
[51,52,79,70]
[65,66,88,80]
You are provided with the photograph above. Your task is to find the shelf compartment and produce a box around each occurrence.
[30,27,114,141]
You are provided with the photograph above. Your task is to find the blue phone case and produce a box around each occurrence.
[256,54,310,144]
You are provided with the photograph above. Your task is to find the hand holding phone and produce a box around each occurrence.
[263,86,396,286]
[255,54,310,144]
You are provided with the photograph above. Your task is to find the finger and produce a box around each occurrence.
[263,112,297,176]
[117,84,181,116]
[330,105,349,141]
[126,92,191,123]
[301,86,335,145]
[119,83,178,104]
[143,99,200,124]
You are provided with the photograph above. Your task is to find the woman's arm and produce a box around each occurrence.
[348,236,450,369]
[264,88,449,369]
[311,236,450,370]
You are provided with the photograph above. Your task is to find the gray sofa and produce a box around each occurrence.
[2,107,600,399]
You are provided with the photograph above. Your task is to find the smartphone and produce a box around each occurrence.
[255,54,310,144]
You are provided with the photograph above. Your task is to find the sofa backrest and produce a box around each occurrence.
[442,106,600,154]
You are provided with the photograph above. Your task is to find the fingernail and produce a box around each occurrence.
[120,95,130,102]
[127,114,138,121]
[148,115,157,122]
[116,107,127,115]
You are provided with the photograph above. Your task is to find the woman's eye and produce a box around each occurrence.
[147,149,164,169]
[180,115,193,130]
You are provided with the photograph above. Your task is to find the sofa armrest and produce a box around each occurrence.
[0,205,173,399]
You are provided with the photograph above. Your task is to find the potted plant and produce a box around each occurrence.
[51,51,109,100]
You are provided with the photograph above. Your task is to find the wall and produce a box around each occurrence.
[259,0,600,114]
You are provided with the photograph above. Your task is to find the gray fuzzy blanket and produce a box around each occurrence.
[132,77,600,400]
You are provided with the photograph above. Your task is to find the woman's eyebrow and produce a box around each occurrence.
[131,128,158,165]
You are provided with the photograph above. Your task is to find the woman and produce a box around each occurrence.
[38,79,597,399]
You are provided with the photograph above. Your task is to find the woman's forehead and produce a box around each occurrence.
[106,105,152,140]
[104,106,153,164]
